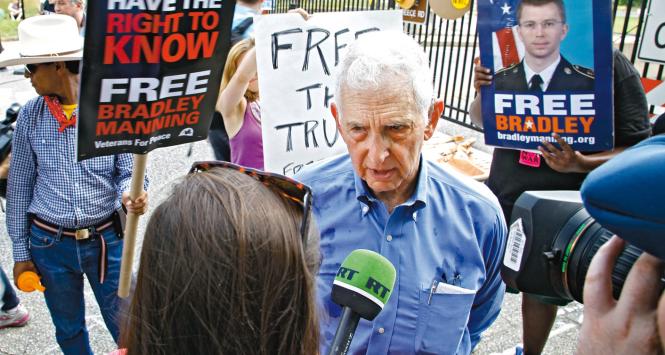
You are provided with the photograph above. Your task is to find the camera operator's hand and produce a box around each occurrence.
[576,235,664,355]
[13,260,38,288]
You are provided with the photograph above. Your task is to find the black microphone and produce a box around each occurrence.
[327,249,397,355]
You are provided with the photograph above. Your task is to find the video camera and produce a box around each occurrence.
[501,136,665,303]
[0,102,20,161]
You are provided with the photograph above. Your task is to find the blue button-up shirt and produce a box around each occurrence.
[297,154,507,354]
[7,96,147,262]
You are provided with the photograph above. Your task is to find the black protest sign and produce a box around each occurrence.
[77,0,235,160]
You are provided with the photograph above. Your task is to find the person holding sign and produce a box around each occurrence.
[0,15,148,355]
[120,163,320,354]
[296,31,507,354]
[470,3,651,353]
[216,38,264,169]
[216,9,310,170]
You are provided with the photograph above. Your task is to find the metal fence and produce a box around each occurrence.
[271,0,664,131]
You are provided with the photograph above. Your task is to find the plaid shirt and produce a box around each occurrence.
[6,96,148,262]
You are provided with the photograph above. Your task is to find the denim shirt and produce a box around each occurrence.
[297,154,507,354]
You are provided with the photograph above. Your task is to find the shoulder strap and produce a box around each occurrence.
[231,17,254,45]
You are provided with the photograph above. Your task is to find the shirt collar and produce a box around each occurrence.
[523,55,561,91]
[353,155,428,215]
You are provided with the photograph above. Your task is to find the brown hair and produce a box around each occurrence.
[121,168,320,355]
[220,38,259,104]
[517,0,566,23]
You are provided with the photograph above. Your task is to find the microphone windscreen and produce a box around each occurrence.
[331,249,397,320]
[581,135,665,260]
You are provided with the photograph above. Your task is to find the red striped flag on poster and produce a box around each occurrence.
[488,0,523,70]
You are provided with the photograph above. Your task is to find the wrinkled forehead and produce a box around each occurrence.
[337,81,422,120]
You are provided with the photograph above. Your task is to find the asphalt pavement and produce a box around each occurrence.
[0,41,583,354]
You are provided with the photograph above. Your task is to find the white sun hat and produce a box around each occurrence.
[0,14,83,68]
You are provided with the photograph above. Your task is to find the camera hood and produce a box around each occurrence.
[581,135,665,260]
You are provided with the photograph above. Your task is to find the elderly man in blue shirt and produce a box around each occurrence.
[296,31,507,354]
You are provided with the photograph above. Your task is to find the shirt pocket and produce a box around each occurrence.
[32,136,60,170]
[415,283,476,354]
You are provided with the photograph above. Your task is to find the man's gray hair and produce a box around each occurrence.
[334,31,434,123]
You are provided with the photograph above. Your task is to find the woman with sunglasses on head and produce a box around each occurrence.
[120,163,320,355]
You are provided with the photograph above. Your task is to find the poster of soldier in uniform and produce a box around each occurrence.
[477,0,613,151]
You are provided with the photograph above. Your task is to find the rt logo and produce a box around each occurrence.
[336,267,359,280]
[366,277,390,298]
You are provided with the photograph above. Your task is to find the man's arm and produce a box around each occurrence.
[468,213,508,347]
[469,62,494,129]
[6,106,40,283]
[6,108,37,263]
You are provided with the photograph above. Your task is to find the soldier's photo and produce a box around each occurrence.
[494,0,594,92]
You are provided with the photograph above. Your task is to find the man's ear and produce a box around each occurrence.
[424,99,443,140]
[53,61,65,72]
[561,23,569,40]
[331,102,342,132]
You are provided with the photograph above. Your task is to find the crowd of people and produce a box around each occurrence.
[0,0,663,354]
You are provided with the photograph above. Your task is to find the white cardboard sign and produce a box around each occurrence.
[255,10,402,175]
[638,0,665,65]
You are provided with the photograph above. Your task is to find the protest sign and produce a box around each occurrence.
[254,10,402,175]
[76,0,235,297]
[638,0,665,65]
[477,0,613,151]
[76,0,235,160]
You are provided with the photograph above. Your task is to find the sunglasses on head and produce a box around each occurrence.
[189,161,313,247]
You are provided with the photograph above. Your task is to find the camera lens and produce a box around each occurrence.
[501,190,659,304]
[550,208,642,302]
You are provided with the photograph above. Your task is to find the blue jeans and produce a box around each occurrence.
[1,266,20,311]
[29,223,123,355]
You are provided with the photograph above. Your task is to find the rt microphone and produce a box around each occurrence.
[327,249,397,355]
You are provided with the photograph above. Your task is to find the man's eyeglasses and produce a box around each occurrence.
[519,20,564,31]
[189,161,313,247]
[24,64,39,74]
[24,62,52,74]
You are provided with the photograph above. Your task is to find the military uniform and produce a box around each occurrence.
[494,56,594,91]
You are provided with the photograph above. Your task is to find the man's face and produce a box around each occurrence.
[517,3,568,61]
[54,0,82,18]
[24,63,59,96]
[333,82,439,204]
